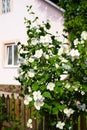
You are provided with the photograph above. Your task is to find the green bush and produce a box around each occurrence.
[17,6,87,130]
[58,0,87,41]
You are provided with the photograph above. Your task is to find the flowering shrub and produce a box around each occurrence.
[17,6,87,130]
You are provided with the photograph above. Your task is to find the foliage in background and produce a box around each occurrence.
[58,0,87,41]
[50,0,59,4]
[17,6,87,130]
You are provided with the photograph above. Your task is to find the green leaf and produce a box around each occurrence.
[43,91,52,99]
[68,87,74,92]
[85,70,87,74]
[58,104,66,111]
[83,85,87,92]
[32,83,39,91]
[45,21,51,30]
[52,107,59,114]
[44,103,52,110]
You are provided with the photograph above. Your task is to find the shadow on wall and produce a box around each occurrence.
[37,0,64,22]
[31,0,64,38]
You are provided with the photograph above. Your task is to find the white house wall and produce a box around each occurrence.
[0,0,64,85]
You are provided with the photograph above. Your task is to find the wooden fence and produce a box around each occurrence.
[0,91,87,130]
[0,91,40,130]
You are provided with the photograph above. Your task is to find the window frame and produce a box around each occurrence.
[4,42,18,68]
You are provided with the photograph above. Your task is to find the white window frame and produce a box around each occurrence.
[5,43,18,67]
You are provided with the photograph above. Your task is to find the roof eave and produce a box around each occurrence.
[44,0,65,13]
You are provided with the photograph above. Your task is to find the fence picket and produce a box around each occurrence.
[21,98,26,127]
[15,96,20,120]
[6,95,10,119]
[80,116,86,130]
[73,115,78,130]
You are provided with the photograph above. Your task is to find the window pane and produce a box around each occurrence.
[2,0,5,13]
[7,46,12,65]
[14,45,18,65]
[7,0,10,12]
[2,0,10,14]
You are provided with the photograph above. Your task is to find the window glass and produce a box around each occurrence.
[14,45,18,65]
[7,0,10,12]
[2,0,10,14]
[7,45,12,65]
[6,44,18,67]
[2,0,5,13]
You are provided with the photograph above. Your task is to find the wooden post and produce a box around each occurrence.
[80,116,86,130]
[10,94,15,120]
[6,95,10,119]
[2,94,6,113]
[15,96,20,120]
[73,114,78,130]
[21,98,26,127]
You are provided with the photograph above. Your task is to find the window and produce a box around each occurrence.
[5,43,18,67]
[2,0,11,14]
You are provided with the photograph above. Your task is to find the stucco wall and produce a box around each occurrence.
[0,0,64,85]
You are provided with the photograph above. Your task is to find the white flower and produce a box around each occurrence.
[29,57,34,63]
[81,91,85,95]
[58,47,64,56]
[64,108,74,117]
[43,53,49,59]
[28,87,32,92]
[36,28,41,33]
[69,126,72,130]
[49,45,54,48]
[58,44,70,56]
[40,34,52,46]
[27,118,33,128]
[63,36,69,43]
[28,70,35,78]
[80,40,84,44]
[75,100,80,106]
[55,63,59,68]
[24,95,32,105]
[33,91,44,110]
[20,49,28,54]
[48,50,52,55]
[77,103,86,111]
[69,49,80,61]
[60,57,68,63]
[60,74,69,80]
[73,38,79,46]
[72,85,78,91]
[34,66,37,70]
[19,57,27,65]
[62,63,71,70]
[56,121,65,129]
[60,71,69,80]
[47,82,55,91]
[31,38,38,45]
[64,83,70,89]
[81,31,87,40]
[80,104,86,111]
[34,49,43,59]
[63,44,70,54]
[34,97,44,110]
[33,91,42,101]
